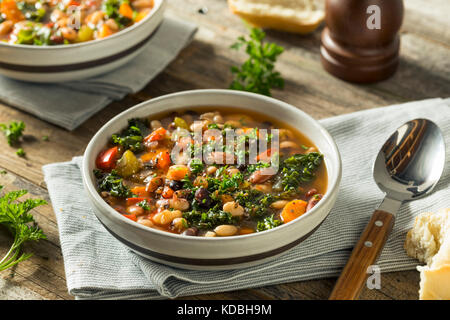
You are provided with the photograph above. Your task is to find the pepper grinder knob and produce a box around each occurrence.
[320,0,404,83]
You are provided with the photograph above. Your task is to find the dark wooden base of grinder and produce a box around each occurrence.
[320,27,400,83]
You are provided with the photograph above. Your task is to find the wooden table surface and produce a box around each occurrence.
[0,0,449,300]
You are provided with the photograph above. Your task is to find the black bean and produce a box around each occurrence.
[237,163,247,171]
[169,180,184,191]
[195,188,211,207]
[182,227,198,236]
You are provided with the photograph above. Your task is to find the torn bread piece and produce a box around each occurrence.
[405,208,450,300]
[228,0,325,34]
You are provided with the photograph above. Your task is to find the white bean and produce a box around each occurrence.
[270,200,289,210]
[206,166,217,175]
[252,184,272,193]
[227,167,240,177]
[152,209,182,226]
[223,201,244,217]
[132,0,154,9]
[137,218,154,228]
[279,141,300,150]
[169,198,190,211]
[214,225,238,237]
[171,217,188,231]
[150,120,162,130]
[105,19,119,31]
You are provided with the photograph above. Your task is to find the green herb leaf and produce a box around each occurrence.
[0,186,47,271]
[0,121,25,146]
[16,148,26,157]
[230,28,284,96]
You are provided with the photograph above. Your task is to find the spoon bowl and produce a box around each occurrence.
[373,119,446,201]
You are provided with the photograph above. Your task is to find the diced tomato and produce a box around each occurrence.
[130,186,149,197]
[68,0,81,6]
[126,197,150,206]
[144,127,167,143]
[123,213,137,222]
[156,150,171,170]
[96,146,119,170]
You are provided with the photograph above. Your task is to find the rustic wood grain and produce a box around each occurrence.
[0,0,448,300]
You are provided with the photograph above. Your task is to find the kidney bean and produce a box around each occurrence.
[306,194,323,211]
[195,187,211,207]
[305,188,318,198]
[249,167,276,184]
[126,205,144,216]
[182,227,198,236]
[168,179,183,191]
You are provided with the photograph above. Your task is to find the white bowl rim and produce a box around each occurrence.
[0,0,164,51]
[82,89,342,242]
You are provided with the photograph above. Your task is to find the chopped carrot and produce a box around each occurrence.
[161,186,174,199]
[280,199,307,223]
[166,165,190,181]
[256,148,272,162]
[1,0,25,23]
[144,127,167,142]
[119,2,134,19]
[126,197,150,206]
[123,213,137,222]
[131,186,149,197]
[239,227,255,235]
[98,24,113,39]
[140,152,154,163]
[156,150,171,170]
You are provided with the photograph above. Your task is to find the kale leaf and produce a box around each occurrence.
[257,215,282,232]
[111,118,147,152]
[96,169,131,198]
[280,152,323,193]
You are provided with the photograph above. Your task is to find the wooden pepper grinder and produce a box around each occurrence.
[320,0,404,83]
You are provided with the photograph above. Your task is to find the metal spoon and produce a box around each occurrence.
[329,118,446,300]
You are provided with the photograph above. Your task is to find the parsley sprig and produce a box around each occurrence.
[0,121,25,146]
[230,28,284,96]
[0,186,47,271]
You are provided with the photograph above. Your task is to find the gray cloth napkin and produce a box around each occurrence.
[0,17,197,131]
[42,97,450,300]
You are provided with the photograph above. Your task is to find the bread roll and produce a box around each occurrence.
[405,208,450,300]
[228,0,325,34]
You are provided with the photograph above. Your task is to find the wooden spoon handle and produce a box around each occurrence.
[329,210,395,300]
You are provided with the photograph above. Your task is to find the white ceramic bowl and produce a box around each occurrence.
[0,0,165,83]
[82,89,342,270]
